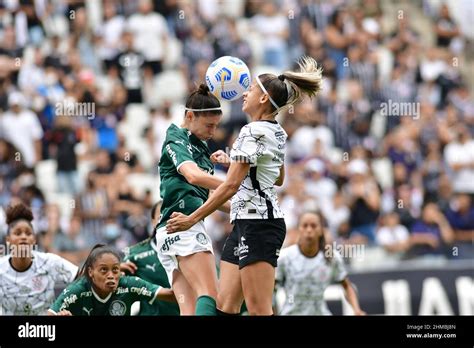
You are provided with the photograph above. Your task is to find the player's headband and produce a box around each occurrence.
[184,107,222,112]
[256,75,280,111]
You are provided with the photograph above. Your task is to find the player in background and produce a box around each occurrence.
[48,244,175,316]
[276,211,366,315]
[154,84,230,315]
[0,202,78,315]
[120,201,180,315]
[167,57,323,315]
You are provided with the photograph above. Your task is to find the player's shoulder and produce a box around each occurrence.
[166,123,189,142]
[0,256,10,271]
[64,276,89,293]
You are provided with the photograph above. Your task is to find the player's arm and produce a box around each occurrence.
[275,164,285,187]
[167,161,249,232]
[210,190,231,213]
[127,276,177,304]
[341,278,366,316]
[179,162,224,190]
[48,285,81,316]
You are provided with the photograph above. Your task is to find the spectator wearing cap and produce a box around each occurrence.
[444,193,474,259]
[0,92,43,168]
[343,159,380,245]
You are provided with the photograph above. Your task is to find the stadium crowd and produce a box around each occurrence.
[0,0,472,269]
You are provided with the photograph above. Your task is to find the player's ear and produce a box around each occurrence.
[259,94,268,105]
[88,266,94,279]
[185,110,194,121]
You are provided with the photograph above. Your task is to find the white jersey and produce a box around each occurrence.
[230,120,287,221]
[0,251,78,315]
[276,245,347,315]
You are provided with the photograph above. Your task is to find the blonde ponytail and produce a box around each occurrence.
[282,56,323,106]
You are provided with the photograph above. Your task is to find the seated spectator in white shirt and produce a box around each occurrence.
[376,212,410,254]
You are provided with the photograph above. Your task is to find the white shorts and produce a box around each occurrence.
[153,221,214,285]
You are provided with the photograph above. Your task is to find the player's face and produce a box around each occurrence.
[88,253,121,296]
[188,113,222,141]
[7,221,36,248]
[298,213,322,245]
[242,81,265,116]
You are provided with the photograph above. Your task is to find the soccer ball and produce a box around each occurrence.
[205,56,251,101]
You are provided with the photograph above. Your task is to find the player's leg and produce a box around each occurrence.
[240,261,275,315]
[177,251,218,315]
[217,260,243,314]
[171,270,196,315]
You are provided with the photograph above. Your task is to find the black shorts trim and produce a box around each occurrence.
[220,219,286,269]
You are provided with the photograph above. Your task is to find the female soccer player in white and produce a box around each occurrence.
[153,84,229,315]
[0,202,78,315]
[276,211,366,315]
[167,57,323,315]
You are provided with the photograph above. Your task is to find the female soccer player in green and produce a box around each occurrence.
[167,57,323,315]
[153,84,229,315]
[120,201,180,315]
[48,244,175,316]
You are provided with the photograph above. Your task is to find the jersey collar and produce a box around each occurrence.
[91,287,113,303]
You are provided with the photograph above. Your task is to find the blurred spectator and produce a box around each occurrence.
[48,115,80,195]
[113,31,145,104]
[406,202,454,259]
[304,158,337,207]
[444,193,474,260]
[434,4,463,54]
[76,173,110,245]
[443,124,474,194]
[127,0,169,75]
[376,212,410,254]
[0,92,43,168]
[251,1,289,69]
[97,1,125,70]
[344,159,380,245]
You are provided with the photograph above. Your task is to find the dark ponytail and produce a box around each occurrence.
[75,244,122,282]
[185,83,222,117]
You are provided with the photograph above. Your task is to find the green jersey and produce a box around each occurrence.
[50,276,160,316]
[123,240,180,315]
[157,124,214,228]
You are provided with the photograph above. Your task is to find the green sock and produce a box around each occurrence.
[195,295,217,316]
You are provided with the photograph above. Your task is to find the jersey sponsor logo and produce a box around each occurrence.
[82,307,93,316]
[161,235,181,252]
[131,287,152,297]
[166,144,177,166]
[116,287,129,294]
[196,233,208,245]
[18,322,56,341]
[109,300,127,316]
[145,263,157,272]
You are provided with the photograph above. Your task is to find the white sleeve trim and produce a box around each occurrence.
[149,286,162,305]
[176,160,196,176]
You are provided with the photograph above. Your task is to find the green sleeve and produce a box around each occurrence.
[164,131,195,173]
[125,276,161,305]
[49,281,84,315]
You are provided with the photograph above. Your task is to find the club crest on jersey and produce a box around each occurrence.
[109,300,127,316]
[196,233,208,245]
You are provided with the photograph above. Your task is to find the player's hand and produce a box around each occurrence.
[120,261,138,275]
[354,309,366,316]
[57,310,73,316]
[166,212,194,233]
[210,150,230,167]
